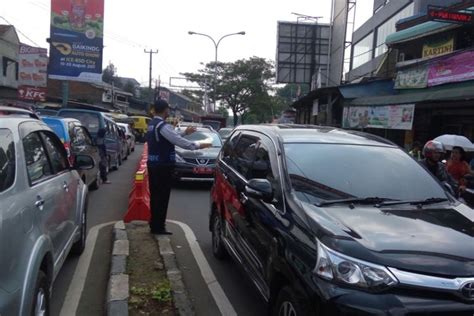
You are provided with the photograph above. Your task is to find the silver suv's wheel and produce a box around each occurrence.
[33,271,49,316]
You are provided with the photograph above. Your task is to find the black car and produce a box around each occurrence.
[210,124,474,315]
[174,127,222,182]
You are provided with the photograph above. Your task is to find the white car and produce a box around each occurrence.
[117,122,136,154]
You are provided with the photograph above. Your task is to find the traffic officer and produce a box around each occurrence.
[146,99,211,235]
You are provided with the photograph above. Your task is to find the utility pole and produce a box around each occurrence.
[144,49,158,104]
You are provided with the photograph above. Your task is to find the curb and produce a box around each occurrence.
[106,221,129,316]
[155,235,195,316]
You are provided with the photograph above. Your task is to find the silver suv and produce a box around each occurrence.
[0,108,88,315]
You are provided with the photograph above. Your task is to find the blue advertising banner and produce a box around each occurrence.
[48,0,104,82]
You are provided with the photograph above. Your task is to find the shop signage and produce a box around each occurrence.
[343,104,415,130]
[422,37,454,58]
[48,0,104,82]
[428,7,473,24]
[18,44,48,101]
[428,50,474,86]
[395,65,428,89]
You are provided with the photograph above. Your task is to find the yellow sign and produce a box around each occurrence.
[422,37,454,58]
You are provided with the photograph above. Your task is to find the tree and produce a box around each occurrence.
[102,62,117,84]
[182,57,274,126]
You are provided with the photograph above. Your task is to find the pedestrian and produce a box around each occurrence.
[420,140,458,192]
[146,99,211,235]
[446,146,472,191]
[409,141,422,161]
[96,128,111,184]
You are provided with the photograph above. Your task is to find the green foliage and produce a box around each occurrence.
[102,63,117,84]
[182,57,275,125]
[151,282,172,302]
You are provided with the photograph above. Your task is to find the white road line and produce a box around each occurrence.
[167,220,237,316]
[59,221,117,316]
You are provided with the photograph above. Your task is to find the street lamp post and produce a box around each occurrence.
[188,31,245,112]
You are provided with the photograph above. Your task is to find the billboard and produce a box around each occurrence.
[18,44,48,101]
[48,0,104,82]
[276,21,330,85]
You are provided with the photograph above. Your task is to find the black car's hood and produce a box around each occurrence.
[303,201,474,277]
[175,147,220,159]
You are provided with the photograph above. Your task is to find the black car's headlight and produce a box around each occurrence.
[175,154,185,163]
[314,240,398,291]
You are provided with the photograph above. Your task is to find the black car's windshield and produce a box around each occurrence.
[284,143,447,205]
[185,131,222,147]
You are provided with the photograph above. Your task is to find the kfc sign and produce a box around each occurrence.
[18,86,47,101]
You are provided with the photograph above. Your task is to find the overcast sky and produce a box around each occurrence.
[2,0,373,89]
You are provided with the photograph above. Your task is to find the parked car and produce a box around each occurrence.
[117,122,136,153]
[0,113,89,315]
[0,105,40,119]
[174,127,222,182]
[42,116,101,190]
[116,125,128,161]
[218,127,233,142]
[210,124,474,315]
[131,115,151,142]
[57,109,123,170]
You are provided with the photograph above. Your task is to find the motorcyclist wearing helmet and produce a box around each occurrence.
[420,140,458,192]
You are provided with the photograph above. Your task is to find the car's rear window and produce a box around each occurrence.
[42,118,68,142]
[0,129,15,193]
[58,111,100,134]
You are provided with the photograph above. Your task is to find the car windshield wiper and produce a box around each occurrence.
[316,197,397,207]
[379,197,449,207]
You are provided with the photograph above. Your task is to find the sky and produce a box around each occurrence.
[2,0,373,89]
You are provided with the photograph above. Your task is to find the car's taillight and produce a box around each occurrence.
[64,142,74,166]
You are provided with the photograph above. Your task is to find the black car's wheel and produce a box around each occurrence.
[272,286,309,316]
[33,271,49,316]
[211,212,227,260]
[71,205,87,256]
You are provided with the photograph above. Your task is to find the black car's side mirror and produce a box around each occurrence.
[245,179,273,203]
[74,155,95,170]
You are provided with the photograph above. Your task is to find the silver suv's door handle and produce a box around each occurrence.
[63,182,69,192]
[35,196,45,210]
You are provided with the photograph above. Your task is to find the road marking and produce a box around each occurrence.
[168,220,237,316]
[59,221,116,316]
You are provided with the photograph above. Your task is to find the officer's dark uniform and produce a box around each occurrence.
[146,117,175,233]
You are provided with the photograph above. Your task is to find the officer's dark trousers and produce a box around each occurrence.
[147,164,174,232]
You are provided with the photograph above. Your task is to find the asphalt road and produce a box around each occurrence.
[168,182,267,316]
[49,144,266,316]
[50,144,143,316]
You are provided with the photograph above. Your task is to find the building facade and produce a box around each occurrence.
[346,0,462,82]
[0,25,19,99]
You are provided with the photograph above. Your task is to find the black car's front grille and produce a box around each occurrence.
[183,158,216,165]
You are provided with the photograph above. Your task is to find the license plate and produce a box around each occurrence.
[193,167,213,174]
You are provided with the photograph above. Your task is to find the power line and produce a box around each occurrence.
[0,15,41,47]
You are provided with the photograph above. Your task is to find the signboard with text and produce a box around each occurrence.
[18,44,48,101]
[428,50,474,87]
[422,37,454,58]
[48,0,104,82]
[428,6,473,24]
[343,104,415,130]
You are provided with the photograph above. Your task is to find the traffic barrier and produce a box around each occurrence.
[124,144,151,223]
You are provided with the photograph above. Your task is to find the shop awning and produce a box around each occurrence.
[386,21,458,45]
[345,81,474,106]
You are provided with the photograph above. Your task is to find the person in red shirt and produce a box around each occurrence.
[446,146,472,191]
